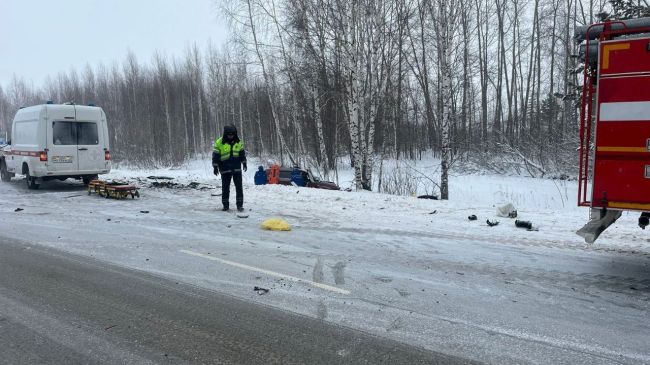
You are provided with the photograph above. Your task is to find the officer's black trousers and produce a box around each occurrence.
[221,171,243,209]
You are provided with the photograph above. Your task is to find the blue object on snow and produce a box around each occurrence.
[291,167,307,187]
[254,166,268,185]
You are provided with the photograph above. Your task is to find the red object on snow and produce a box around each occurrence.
[268,164,280,185]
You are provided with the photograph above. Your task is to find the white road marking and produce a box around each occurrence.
[179,249,351,295]
[424,311,650,363]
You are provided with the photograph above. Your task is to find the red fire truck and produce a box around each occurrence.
[575,18,650,242]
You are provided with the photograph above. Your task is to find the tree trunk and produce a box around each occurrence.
[245,0,295,164]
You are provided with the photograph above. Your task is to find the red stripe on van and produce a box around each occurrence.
[7,150,41,157]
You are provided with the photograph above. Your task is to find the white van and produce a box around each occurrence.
[0,103,111,189]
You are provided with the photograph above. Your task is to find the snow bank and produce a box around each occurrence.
[106,156,646,249]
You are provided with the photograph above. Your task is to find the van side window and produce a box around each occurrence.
[78,123,99,145]
[53,122,77,145]
[52,122,99,145]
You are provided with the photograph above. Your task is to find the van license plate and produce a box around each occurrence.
[52,156,73,163]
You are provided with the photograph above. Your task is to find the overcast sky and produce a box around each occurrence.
[0,0,229,88]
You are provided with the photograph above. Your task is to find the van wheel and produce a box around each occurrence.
[25,169,39,190]
[0,162,11,182]
[83,175,97,185]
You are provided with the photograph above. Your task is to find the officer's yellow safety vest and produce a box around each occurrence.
[214,138,244,161]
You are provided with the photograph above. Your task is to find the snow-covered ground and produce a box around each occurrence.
[1,158,649,364]
[111,157,647,248]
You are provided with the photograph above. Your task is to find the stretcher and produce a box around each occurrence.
[88,179,140,199]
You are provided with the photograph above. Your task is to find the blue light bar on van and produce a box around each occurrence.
[88,102,96,106]
[46,100,54,104]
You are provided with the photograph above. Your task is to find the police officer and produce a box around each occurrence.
[212,125,247,211]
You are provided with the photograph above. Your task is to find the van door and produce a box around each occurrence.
[76,122,103,173]
[49,121,79,172]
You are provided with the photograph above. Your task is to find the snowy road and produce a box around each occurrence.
[1,174,649,364]
[0,237,455,365]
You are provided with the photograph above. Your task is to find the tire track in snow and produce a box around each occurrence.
[304,224,650,257]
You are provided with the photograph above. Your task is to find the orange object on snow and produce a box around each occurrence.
[268,164,280,184]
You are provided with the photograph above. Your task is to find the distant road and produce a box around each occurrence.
[0,237,473,365]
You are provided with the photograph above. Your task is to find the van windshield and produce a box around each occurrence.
[53,122,99,145]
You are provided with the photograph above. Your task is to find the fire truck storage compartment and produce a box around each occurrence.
[592,37,650,211]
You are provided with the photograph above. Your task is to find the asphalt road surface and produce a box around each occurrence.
[0,237,475,365]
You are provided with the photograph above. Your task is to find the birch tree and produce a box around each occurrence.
[430,0,460,199]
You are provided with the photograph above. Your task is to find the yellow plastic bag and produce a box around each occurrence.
[261,218,292,231]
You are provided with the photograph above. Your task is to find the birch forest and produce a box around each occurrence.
[0,0,646,193]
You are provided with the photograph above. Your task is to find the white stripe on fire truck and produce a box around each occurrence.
[599,101,650,121]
